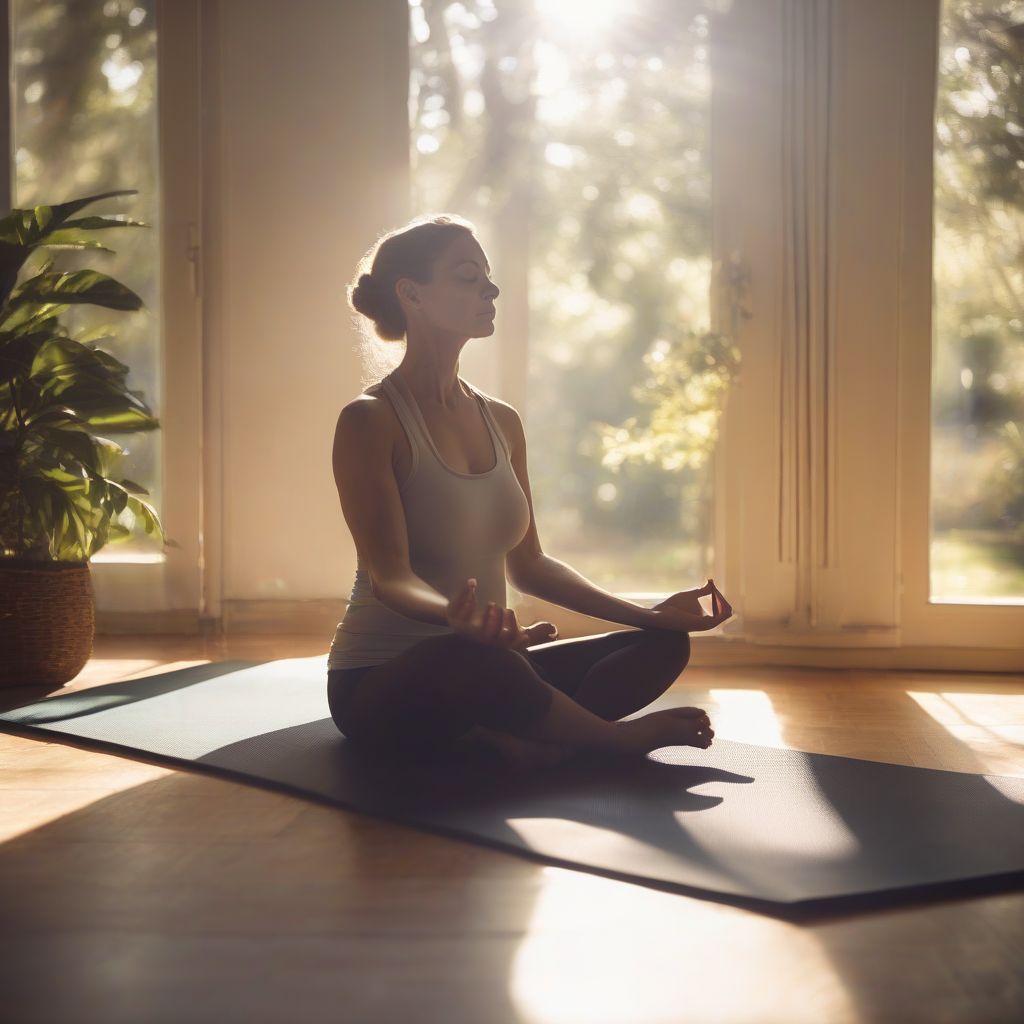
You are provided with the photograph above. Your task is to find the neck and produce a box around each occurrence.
[394,343,470,410]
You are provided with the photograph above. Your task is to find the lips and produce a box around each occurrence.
[481,309,496,316]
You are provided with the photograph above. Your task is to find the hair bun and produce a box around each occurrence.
[351,273,381,318]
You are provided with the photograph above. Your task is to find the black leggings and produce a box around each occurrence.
[327,627,691,760]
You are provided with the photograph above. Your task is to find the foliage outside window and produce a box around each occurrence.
[406,0,736,596]
[10,0,161,561]
[931,0,1024,602]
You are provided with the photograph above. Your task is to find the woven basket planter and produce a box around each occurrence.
[0,560,95,688]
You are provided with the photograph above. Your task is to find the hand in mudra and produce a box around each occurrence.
[651,579,733,633]
[446,578,558,650]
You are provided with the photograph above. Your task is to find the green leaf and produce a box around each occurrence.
[37,426,104,476]
[0,191,168,559]
[0,191,139,247]
[0,301,70,335]
[29,335,121,380]
[6,269,144,313]
[0,329,57,381]
[27,240,116,255]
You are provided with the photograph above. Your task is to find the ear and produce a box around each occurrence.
[396,279,420,307]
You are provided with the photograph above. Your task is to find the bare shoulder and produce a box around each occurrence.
[339,385,395,426]
[467,384,525,455]
[334,388,399,452]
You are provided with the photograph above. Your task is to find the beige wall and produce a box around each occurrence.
[202,0,410,609]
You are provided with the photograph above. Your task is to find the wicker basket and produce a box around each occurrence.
[0,560,95,688]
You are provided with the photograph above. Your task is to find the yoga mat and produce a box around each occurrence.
[2,655,1023,922]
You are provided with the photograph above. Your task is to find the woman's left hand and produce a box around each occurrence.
[651,579,733,632]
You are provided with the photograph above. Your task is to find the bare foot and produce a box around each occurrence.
[621,707,715,755]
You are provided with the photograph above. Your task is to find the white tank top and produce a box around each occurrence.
[327,370,531,670]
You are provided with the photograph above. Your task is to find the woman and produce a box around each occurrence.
[328,213,733,772]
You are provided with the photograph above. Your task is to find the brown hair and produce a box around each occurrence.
[348,213,477,343]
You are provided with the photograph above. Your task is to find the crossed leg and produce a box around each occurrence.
[456,627,693,769]
[525,627,692,721]
[328,627,692,769]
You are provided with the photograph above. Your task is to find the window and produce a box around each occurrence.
[409,0,730,597]
[10,0,162,562]
[931,0,1024,603]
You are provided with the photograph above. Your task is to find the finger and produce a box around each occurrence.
[455,578,473,609]
[710,582,730,616]
[503,613,521,648]
[492,604,508,640]
[475,602,491,636]
[484,603,500,639]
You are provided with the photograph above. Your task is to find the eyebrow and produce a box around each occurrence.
[456,259,491,275]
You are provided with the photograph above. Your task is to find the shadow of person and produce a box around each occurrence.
[198,720,1024,922]
[191,721,780,912]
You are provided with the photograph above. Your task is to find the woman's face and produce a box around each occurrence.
[397,234,500,339]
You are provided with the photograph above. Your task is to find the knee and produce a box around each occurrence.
[643,628,691,669]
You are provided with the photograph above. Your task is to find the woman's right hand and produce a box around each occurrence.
[446,578,532,650]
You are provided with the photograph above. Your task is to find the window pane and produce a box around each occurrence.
[10,0,162,560]
[931,0,1024,602]
[409,0,732,596]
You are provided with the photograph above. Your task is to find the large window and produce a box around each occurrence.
[409,0,733,596]
[10,0,162,561]
[931,0,1024,603]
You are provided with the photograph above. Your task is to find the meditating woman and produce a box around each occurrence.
[327,213,733,772]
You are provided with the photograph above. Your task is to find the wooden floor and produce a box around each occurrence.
[1,634,1022,1024]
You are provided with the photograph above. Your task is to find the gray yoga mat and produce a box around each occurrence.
[2,655,1023,921]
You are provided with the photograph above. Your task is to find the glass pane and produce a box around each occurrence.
[409,0,735,597]
[931,0,1024,603]
[10,0,162,560]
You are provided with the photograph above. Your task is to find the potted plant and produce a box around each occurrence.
[0,189,172,688]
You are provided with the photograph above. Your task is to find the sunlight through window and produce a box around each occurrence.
[506,863,857,1023]
[906,690,1024,778]
[534,0,628,39]
[905,690,1024,730]
[409,1,726,598]
[930,0,1024,602]
[708,688,784,745]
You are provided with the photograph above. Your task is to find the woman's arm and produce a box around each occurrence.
[333,399,451,626]
[513,554,661,629]
[494,400,661,630]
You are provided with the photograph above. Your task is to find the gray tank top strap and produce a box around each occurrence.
[380,371,511,470]
[462,379,511,462]
[376,374,423,481]
[378,373,428,462]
